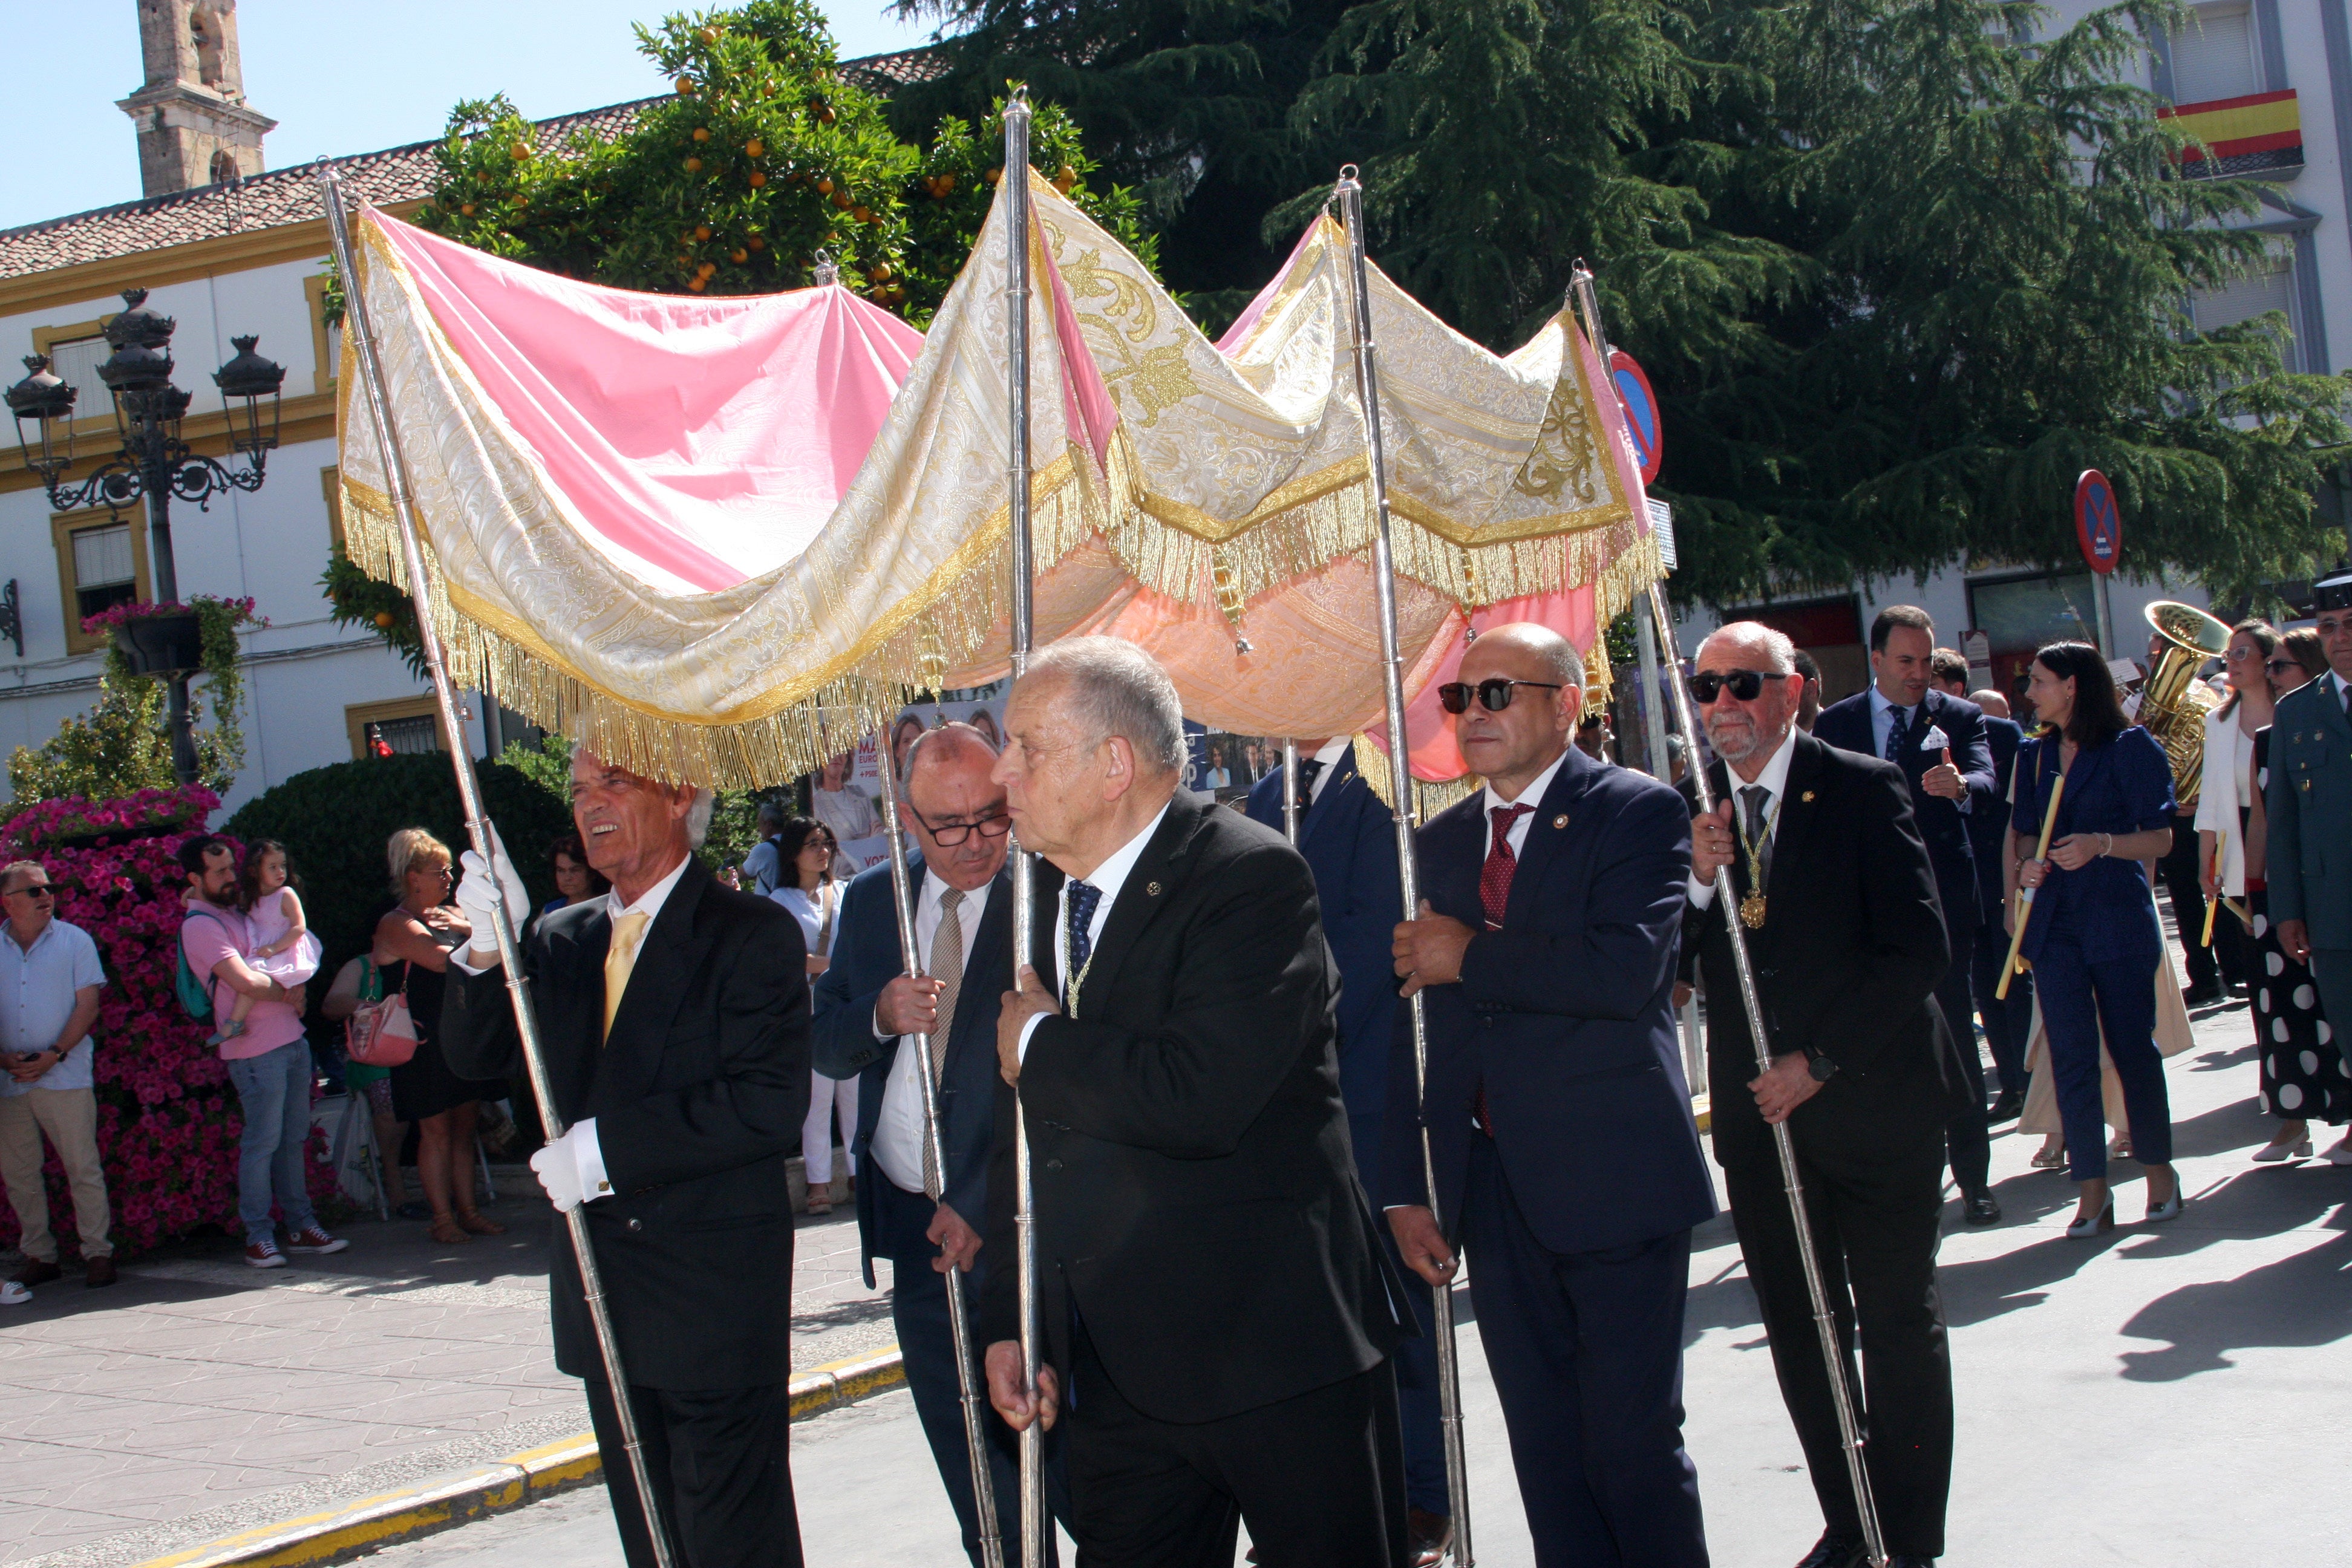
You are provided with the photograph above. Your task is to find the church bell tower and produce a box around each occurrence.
[117,0,276,196]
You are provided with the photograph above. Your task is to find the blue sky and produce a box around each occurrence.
[0,1,940,232]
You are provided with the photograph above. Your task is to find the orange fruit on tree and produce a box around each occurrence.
[698,25,719,42]
[832,190,852,209]
[694,224,713,240]
[685,156,704,173]
[731,248,749,263]
[511,143,531,161]
[749,171,767,188]
[373,611,394,629]
[746,139,765,157]
[748,235,766,250]
[675,77,694,94]
[936,172,956,194]
[985,166,1002,185]
[459,203,475,216]
[816,177,834,194]
[693,127,711,143]
[688,276,708,292]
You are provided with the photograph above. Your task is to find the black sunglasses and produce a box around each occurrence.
[911,807,1014,848]
[2265,658,2299,676]
[1437,679,1563,714]
[4,885,52,900]
[1688,669,1775,704]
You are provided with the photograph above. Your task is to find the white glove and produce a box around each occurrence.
[454,823,531,956]
[529,1119,609,1214]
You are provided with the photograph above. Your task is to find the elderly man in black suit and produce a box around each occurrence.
[1388,622,1716,1567]
[1684,621,1957,1568]
[443,752,809,1568]
[814,722,1067,1564]
[1812,605,2001,1226]
[982,636,1408,1567]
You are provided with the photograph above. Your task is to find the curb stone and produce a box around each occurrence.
[129,1348,904,1568]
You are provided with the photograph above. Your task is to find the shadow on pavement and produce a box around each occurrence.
[2115,1225,2352,1380]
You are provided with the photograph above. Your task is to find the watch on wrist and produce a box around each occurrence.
[1806,1053,1840,1083]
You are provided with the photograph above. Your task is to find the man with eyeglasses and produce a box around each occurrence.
[0,860,115,1292]
[1681,622,1955,1568]
[2267,569,2352,1145]
[812,720,1068,1563]
[1388,622,1716,1567]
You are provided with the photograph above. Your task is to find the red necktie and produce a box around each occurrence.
[1480,805,1534,931]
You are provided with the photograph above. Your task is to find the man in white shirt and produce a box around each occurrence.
[811,722,1060,1564]
[0,860,114,1290]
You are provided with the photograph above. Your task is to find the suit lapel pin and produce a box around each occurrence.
[1552,814,1569,829]
[1802,790,1816,802]
[1146,881,1161,896]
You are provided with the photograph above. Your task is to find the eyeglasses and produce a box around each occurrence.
[1688,669,1775,704]
[2,886,52,900]
[2265,658,2301,677]
[911,807,1013,848]
[1436,679,1563,714]
[2226,645,2256,661]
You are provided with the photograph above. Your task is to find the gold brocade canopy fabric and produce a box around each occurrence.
[336,175,1658,787]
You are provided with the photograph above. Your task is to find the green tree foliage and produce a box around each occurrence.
[5,674,177,810]
[413,1,1152,323]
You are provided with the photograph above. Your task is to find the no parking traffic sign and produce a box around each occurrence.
[1609,350,1662,486]
[2074,469,2121,575]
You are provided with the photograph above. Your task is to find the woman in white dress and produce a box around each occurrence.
[769,818,856,1214]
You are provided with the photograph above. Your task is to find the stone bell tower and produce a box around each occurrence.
[116,0,277,197]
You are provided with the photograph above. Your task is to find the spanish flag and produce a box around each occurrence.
[2161,89,2304,178]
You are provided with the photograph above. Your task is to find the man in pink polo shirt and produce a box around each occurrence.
[177,835,346,1269]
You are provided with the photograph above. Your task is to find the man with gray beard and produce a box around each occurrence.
[1679,622,1958,1568]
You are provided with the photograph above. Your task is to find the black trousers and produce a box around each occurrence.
[1351,1109,1448,1518]
[1460,1136,1708,1568]
[584,1376,802,1568]
[1723,1135,1952,1561]
[1970,923,2032,1100]
[1935,916,1990,1195]
[874,1174,1069,1566]
[1066,1324,1406,1567]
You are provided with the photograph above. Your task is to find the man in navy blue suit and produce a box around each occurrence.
[812,722,1062,1564]
[1388,623,1716,1568]
[1812,607,2001,1226]
[1938,667,2032,1125]
[1246,741,1451,1566]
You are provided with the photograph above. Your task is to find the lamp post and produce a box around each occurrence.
[7,287,283,786]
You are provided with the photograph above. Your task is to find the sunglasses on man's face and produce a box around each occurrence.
[1436,679,1563,714]
[4,886,52,900]
[1688,668,1776,705]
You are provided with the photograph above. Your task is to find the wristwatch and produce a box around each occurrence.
[1806,1053,1840,1083]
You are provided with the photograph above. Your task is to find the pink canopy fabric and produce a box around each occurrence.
[367,213,923,590]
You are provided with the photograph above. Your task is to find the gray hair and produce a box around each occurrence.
[1700,621,1800,675]
[902,720,999,789]
[1023,636,1187,776]
[685,788,714,850]
[0,860,45,896]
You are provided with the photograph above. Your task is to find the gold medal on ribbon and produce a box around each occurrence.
[1739,892,1767,929]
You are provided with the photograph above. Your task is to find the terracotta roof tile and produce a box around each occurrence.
[0,48,944,284]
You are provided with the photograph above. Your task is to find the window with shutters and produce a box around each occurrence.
[2169,4,2261,106]
[50,514,154,656]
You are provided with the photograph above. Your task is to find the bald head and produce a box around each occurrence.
[1469,622,1584,692]
[900,721,1010,891]
[1970,688,2011,720]
[1455,621,1585,797]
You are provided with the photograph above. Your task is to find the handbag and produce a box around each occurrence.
[345,958,420,1067]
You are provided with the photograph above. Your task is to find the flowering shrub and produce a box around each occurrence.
[0,786,338,1258]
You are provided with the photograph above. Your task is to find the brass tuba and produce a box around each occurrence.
[2138,600,2231,811]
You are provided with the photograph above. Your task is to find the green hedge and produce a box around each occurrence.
[221,754,572,999]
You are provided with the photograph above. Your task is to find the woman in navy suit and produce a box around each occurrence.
[2008,641,2183,1236]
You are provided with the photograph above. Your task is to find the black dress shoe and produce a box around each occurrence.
[1792,1534,1868,1568]
[1963,1189,2001,1226]
[1987,1090,2023,1123]
[2182,984,2224,1008]
[1405,1508,1451,1568]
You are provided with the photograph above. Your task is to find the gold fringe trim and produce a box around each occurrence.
[1347,733,1485,822]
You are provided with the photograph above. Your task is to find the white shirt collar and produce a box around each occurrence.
[1481,745,1571,815]
[1867,681,1912,722]
[1074,798,1173,909]
[1308,737,1351,805]
[921,862,997,920]
[1727,724,1801,818]
[608,852,693,927]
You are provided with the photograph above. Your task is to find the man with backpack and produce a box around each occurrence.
[177,836,347,1269]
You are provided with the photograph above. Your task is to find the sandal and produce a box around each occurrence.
[2031,1142,2068,1169]
[428,1215,472,1246]
[455,1210,506,1236]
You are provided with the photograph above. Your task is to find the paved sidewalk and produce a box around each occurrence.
[0,1169,892,1568]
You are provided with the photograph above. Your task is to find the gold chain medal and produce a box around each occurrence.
[1732,793,1780,930]
[1739,889,1768,930]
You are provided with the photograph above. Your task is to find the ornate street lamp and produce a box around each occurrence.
[3,286,284,785]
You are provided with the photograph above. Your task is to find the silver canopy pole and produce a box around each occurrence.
[316,161,679,1568]
[1281,738,1302,843]
[870,748,1007,1568]
[1333,166,1475,1568]
[1000,88,1048,1568]
[1569,265,1889,1568]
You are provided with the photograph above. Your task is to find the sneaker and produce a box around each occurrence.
[1,1280,28,1306]
[245,1239,287,1269]
[284,1226,348,1256]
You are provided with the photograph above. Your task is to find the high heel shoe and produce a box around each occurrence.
[2030,1142,2068,1169]
[2145,1186,2184,1223]
[2251,1136,2312,1163]
[2065,1201,2115,1239]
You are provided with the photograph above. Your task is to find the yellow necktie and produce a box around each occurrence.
[603,912,650,1042]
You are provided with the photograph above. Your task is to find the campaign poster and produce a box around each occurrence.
[812,682,1008,874]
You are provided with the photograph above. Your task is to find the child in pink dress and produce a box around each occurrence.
[211,840,322,1047]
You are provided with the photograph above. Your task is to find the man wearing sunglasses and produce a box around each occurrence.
[0,860,114,1292]
[1681,622,1955,1568]
[1812,606,2002,1227]
[812,720,1070,1561]
[2266,569,2352,1124]
[1387,623,1716,1567]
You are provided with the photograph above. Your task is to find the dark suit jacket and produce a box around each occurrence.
[1681,734,1955,1171]
[1971,716,2025,919]
[1243,748,1402,1120]
[2265,673,2352,949]
[1815,686,1997,933]
[1385,747,1716,1255]
[979,792,1405,1425]
[2008,727,2174,965]
[811,856,1010,1287]
[440,857,811,1388]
